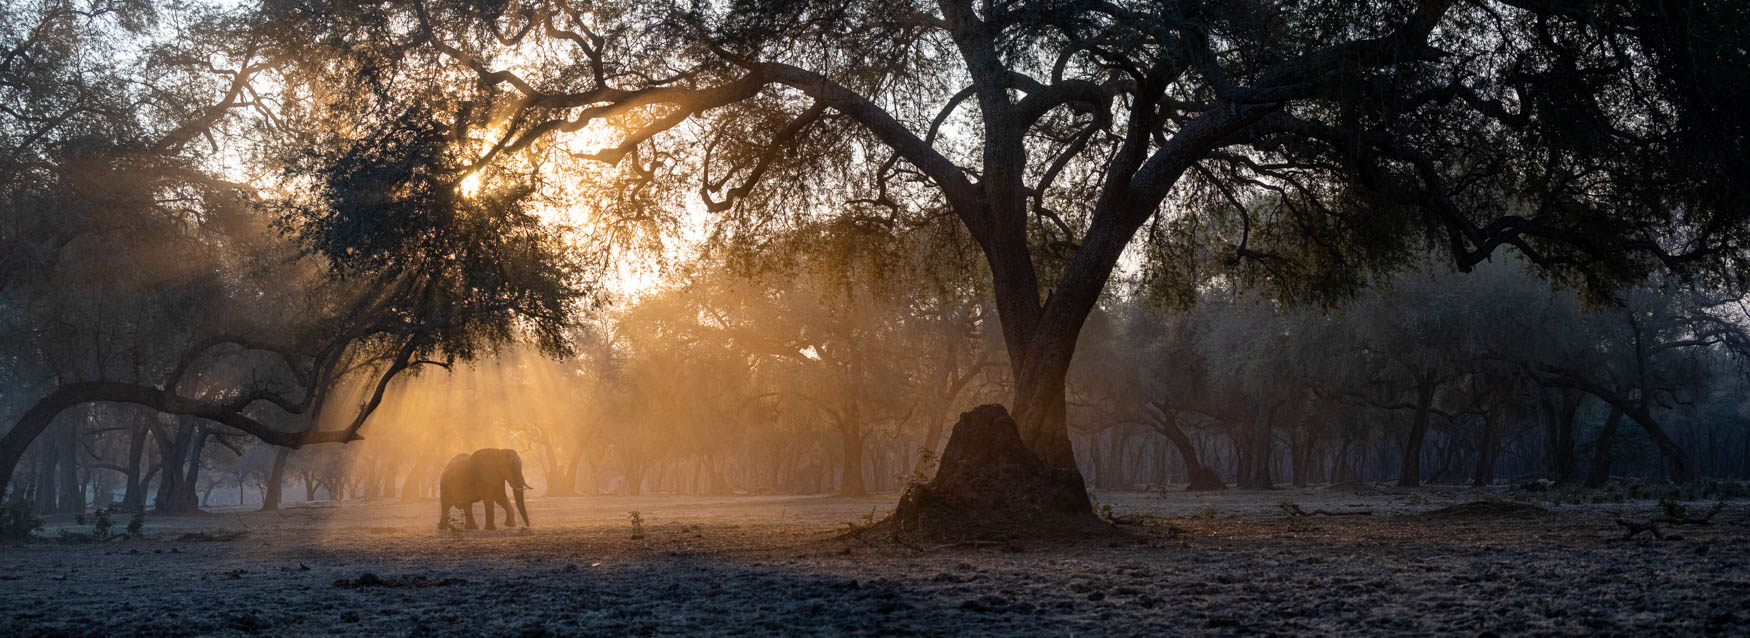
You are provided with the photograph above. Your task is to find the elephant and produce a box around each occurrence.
[439,448,531,530]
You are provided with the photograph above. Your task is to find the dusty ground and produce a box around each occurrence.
[2,486,1747,636]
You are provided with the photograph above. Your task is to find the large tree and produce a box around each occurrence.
[0,2,589,502]
[276,0,1750,477]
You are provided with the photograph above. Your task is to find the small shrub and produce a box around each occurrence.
[1275,500,1295,517]
[126,511,144,539]
[1090,497,1114,522]
[1201,505,1218,521]
[627,511,645,540]
[0,499,42,541]
[902,448,939,488]
[91,507,115,541]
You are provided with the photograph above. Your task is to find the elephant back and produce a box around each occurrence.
[439,453,479,501]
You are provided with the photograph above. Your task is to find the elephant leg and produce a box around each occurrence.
[463,503,478,530]
[492,487,515,527]
[483,497,497,530]
[437,501,450,530]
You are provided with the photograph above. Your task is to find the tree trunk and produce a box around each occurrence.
[1584,408,1624,488]
[1627,408,1693,482]
[55,421,83,514]
[162,424,208,513]
[261,447,290,511]
[1147,408,1224,490]
[1472,414,1501,487]
[400,454,434,502]
[1237,409,1275,489]
[1398,380,1436,488]
[622,454,645,496]
[119,422,149,512]
[545,447,584,497]
[839,418,867,497]
[32,446,57,513]
[1553,389,1584,485]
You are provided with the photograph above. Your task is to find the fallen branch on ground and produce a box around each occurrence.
[1281,503,1373,517]
[1615,502,1726,540]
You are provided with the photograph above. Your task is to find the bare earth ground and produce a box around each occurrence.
[2,487,1747,637]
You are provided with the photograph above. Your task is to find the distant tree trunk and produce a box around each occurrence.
[1472,414,1502,487]
[1630,412,1692,483]
[1584,408,1625,488]
[1290,418,1324,487]
[400,453,434,501]
[1146,405,1224,490]
[545,447,584,497]
[702,454,730,495]
[1237,408,1275,489]
[261,447,290,511]
[838,417,867,497]
[1553,389,1584,484]
[622,453,645,496]
[911,340,984,478]
[1398,380,1436,488]
[54,421,83,514]
[30,436,59,513]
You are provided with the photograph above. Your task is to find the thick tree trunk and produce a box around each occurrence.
[152,423,190,511]
[1398,381,1436,488]
[1584,408,1624,488]
[120,423,149,512]
[164,425,208,513]
[261,447,290,511]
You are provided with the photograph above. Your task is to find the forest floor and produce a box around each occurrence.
[2,485,1748,636]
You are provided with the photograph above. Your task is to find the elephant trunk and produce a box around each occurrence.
[511,453,531,527]
[513,486,530,528]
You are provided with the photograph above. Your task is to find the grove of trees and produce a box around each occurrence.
[4,0,1749,526]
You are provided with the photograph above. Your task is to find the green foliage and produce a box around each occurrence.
[280,107,589,360]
